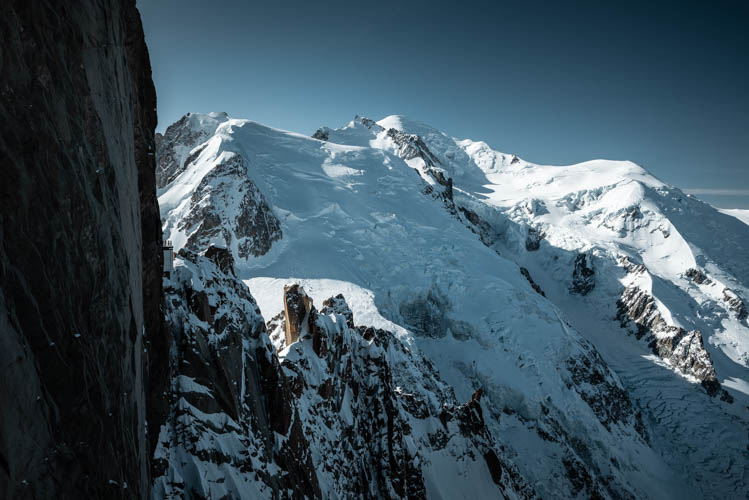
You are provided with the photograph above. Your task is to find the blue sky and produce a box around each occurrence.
[138,0,748,208]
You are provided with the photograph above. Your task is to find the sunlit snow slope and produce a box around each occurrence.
[158,113,749,498]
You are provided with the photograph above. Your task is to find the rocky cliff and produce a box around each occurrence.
[156,114,283,262]
[153,249,535,499]
[0,1,163,498]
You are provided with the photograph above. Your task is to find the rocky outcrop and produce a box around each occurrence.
[321,294,354,328]
[311,127,329,141]
[439,389,535,498]
[457,206,498,247]
[422,179,457,218]
[616,287,731,400]
[174,152,282,259]
[153,249,318,499]
[155,112,229,188]
[203,245,235,275]
[565,351,647,439]
[601,204,645,236]
[283,284,314,345]
[0,1,162,498]
[520,267,546,297]
[570,253,596,295]
[525,226,544,251]
[158,123,283,262]
[619,255,647,275]
[722,288,748,320]
[685,268,712,285]
[386,127,441,168]
[284,292,534,498]
[421,170,503,251]
[155,253,535,498]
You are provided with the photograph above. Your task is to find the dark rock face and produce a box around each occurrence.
[722,288,748,321]
[154,112,229,188]
[520,267,546,297]
[685,268,712,285]
[321,294,354,328]
[457,206,498,247]
[525,226,544,251]
[283,284,314,345]
[565,353,647,440]
[619,255,647,275]
[312,127,329,141]
[386,128,441,168]
[203,245,235,275]
[616,287,731,401]
[570,253,596,295]
[173,152,283,259]
[0,1,162,498]
[422,178,458,218]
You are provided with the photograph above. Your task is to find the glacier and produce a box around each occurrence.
[155,112,749,498]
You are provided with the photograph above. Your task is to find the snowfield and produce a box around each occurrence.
[157,112,749,498]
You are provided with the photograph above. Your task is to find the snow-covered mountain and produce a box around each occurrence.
[156,112,749,498]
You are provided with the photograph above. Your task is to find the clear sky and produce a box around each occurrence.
[138,0,749,208]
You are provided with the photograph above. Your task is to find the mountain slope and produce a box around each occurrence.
[720,208,749,226]
[157,112,749,498]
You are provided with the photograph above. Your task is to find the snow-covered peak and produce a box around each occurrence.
[157,111,749,498]
[164,111,232,143]
[376,114,437,134]
[155,111,232,188]
[313,114,383,146]
[349,114,384,130]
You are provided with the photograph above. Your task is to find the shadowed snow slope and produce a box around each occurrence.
[720,208,749,226]
[158,113,749,498]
